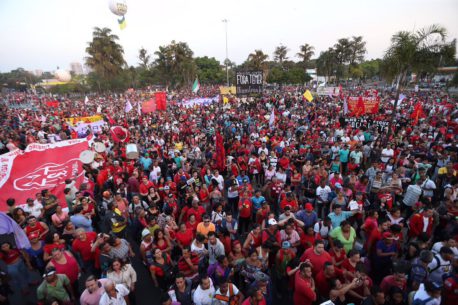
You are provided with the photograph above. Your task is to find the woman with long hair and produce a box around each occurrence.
[107,258,137,304]
[149,248,175,290]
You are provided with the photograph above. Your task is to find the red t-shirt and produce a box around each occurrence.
[43,243,66,255]
[0,249,21,264]
[72,232,96,262]
[315,268,344,297]
[176,229,194,248]
[186,206,206,223]
[238,199,252,218]
[300,247,332,275]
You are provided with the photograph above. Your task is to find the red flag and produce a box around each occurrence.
[355,96,366,117]
[215,132,226,172]
[155,92,167,111]
[106,113,115,125]
[0,138,88,211]
[410,103,425,126]
[142,99,156,113]
[110,126,130,143]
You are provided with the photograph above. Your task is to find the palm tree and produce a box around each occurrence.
[316,48,338,82]
[273,45,289,65]
[138,47,151,69]
[247,50,269,70]
[349,36,366,65]
[296,43,315,68]
[85,27,126,88]
[383,24,449,140]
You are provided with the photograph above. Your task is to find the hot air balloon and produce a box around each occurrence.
[108,0,128,16]
[54,69,71,82]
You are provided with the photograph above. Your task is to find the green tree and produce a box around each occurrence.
[382,24,451,139]
[195,56,225,84]
[246,50,269,70]
[85,27,126,91]
[154,40,196,88]
[138,47,151,69]
[316,48,338,82]
[296,43,315,68]
[273,45,289,66]
[349,36,367,65]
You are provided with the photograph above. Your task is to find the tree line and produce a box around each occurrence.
[1,25,456,93]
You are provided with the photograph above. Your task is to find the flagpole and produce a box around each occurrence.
[222,19,229,86]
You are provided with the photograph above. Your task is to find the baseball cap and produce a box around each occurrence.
[43,266,56,277]
[141,228,151,239]
[305,203,314,211]
[382,232,398,240]
[282,241,291,249]
[268,219,278,226]
[335,183,342,189]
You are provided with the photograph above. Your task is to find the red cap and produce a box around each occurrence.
[305,203,314,211]
[28,232,39,240]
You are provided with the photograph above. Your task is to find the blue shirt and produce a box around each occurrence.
[339,149,350,163]
[251,196,266,211]
[296,210,318,227]
[70,214,93,232]
[328,211,353,228]
[139,157,152,171]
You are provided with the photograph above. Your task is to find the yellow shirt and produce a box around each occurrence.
[196,222,216,237]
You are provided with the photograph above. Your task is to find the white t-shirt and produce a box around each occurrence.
[193,279,215,305]
[98,284,129,305]
[313,221,332,238]
[149,166,161,182]
[212,284,240,305]
[212,175,224,191]
[431,242,458,259]
[413,284,441,305]
[316,186,332,202]
[421,179,436,197]
[428,254,452,283]
[21,203,43,218]
[381,148,394,163]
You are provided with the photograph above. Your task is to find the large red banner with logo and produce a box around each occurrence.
[0,138,89,211]
[347,96,380,116]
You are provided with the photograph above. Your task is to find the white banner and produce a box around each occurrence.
[316,86,340,96]
[69,120,106,135]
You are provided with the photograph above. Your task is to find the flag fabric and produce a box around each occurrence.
[0,138,89,211]
[223,96,229,104]
[354,96,366,117]
[269,107,275,129]
[118,16,126,30]
[110,126,130,143]
[84,96,89,105]
[192,78,200,93]
[215,132,226,172]
[411,103,425,126]
[303,90,314,102]
[155,92,167,111]
[142,99,156,113]
[124,100,133,113]
[106,113,116,125]
[137,102,141,116]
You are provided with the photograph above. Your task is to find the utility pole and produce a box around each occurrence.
[222,19,229,86]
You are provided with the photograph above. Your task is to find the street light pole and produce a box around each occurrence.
[222,19,229,86]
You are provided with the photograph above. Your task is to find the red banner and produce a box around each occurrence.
[155,92,167,111]
[347,96,379,116]
[46,100,59,107]
[0,138,89,211]
[142,99,156,113]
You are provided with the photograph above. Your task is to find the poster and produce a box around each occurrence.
[236,71,263,95]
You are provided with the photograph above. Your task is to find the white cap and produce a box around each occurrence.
[268,219,278,226]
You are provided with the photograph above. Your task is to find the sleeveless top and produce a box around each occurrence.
[52,252,79,284]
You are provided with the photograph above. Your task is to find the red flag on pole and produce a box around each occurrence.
[410,103,425,126]
[155,92,167,111]
[355,96,366,117]
[215,132,226,172]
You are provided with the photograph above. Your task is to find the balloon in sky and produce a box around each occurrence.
[55,69,71,82]
[108,0,128,16]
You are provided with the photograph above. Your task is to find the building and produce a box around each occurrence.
[70,62,84,75]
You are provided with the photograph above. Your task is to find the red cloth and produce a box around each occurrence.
[408,213,433,237]
[0,249,21,264]
[293,272,316,305]
[238,199,252,218]
[51,251,79,284]
[380,275,406,295]
[315,268,344,297]
[186,206,206,223]
[175,229,194,248]
[300,247,332,275]
[72,232,96,262]
[215,132,226,172]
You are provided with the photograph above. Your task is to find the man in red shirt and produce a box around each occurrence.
[300,240,332,275]
[242,287,266,305]
[72,228,97,274]
[138,176,154,199]
[315,262,345,298]
[24,216,49,241]
[238,191,252,234]
[293,263,316,305]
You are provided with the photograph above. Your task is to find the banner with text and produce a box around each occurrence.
[345,117,389,132]
[219,86,237,95]
[347,97,380,115]
[236,71,263,96]
[316,86,341,96]
[64,115,104,126]
[0,138,89,211]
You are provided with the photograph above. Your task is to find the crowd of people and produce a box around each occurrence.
[0,84,457,305]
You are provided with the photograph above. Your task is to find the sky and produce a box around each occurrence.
[0,0,457,73]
